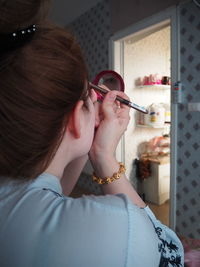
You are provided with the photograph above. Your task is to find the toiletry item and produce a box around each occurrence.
[137,111,145,125]
[162,76,170,85]
[162,103,171,123]
[143,74,162,85]
[148,103,165,127]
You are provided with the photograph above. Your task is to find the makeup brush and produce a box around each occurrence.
[89,82,148,114]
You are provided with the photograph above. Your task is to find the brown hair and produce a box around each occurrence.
[0,0,51,33]
[0,2,88,180]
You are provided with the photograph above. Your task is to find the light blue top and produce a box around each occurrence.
[0,173,184,267]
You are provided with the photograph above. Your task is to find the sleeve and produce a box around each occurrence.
[144,206,184,267]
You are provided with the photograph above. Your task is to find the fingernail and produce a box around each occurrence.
[109,92,116,99]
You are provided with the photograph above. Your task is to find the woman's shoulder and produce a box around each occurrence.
[69,193,132,212]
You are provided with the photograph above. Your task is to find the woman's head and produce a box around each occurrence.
[0,2,90,180]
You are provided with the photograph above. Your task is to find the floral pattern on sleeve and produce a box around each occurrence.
[155,226,183,267]
[144,206,184,267]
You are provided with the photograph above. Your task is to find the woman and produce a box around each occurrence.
[0,1,183,266]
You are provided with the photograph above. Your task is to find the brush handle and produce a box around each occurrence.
[89,82,148,114]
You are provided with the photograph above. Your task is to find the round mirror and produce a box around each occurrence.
[93,70,124,101]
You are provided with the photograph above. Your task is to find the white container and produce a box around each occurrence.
[162,103,171,123]
[148,103,165,127]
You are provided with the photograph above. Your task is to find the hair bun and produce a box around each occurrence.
[0,0,50,34]
[0,24,37,54]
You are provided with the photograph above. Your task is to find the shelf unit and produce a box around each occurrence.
[142,161,170,205]
[137,123,170,129]
[136,84,171,89]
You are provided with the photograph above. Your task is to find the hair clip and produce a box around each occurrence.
[0,24,37,53]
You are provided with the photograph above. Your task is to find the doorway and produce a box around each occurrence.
[109,7,179,229]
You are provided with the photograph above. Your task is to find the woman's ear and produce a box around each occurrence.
[67,100,84,139]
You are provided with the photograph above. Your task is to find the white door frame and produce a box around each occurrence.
[109,6,180,230]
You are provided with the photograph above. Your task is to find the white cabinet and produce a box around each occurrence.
[142,162,170,205]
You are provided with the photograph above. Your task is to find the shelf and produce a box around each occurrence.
[137,123,170,129]
[136,84,170,89]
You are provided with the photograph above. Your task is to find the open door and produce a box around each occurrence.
[109,7,179,230]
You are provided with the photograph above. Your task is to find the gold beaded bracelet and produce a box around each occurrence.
[92,162,126,185]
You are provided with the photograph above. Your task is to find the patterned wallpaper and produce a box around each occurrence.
[175,0,200,239]
[69,0,110,81]
[69,0,111,194]
[68,0,200,239]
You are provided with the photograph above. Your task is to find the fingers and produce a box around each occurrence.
[94,102,103,128]
[102,90,130,105]
[90,89,98,104]
[101,90,130,119]
[114,90,130,100]
[114,91,130,108]
[110,91,130,117]
[101,91,117,119]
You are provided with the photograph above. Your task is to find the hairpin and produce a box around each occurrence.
[0,24,37,53]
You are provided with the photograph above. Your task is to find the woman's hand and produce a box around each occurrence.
[89,90,146,208]
[89,90,130,164]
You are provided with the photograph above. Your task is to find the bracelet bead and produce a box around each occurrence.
[92,162,126,185]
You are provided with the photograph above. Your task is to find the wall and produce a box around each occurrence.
[69,0,111,194]
[110,0,185,33]
[69,0,111,80]
[50,0,102,25]
[175,0,200,239]
[123,26,170,188]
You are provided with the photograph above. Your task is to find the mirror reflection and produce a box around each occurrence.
[93,70,124,92]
